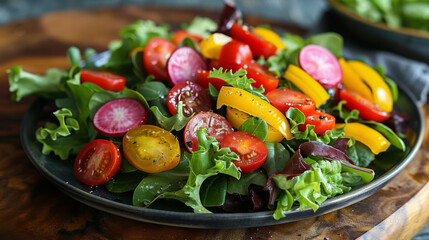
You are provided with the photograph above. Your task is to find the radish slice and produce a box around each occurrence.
[93,98,148,137]
[167,46,207,86]
[298,44,342,89]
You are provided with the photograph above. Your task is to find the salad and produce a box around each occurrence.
[9,3,409,220]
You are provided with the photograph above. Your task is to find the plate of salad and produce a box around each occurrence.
[13,3,423,229]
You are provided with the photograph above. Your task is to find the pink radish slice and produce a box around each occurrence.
[93,98,148,137]
[167,46,208,86]
[298,44,342,89]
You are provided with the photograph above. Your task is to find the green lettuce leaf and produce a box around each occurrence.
[150,101,192,132]
[181,17,217,37]
[273,160,351,219]
[238,117,268,141]
[8,66,68,101]
[227,170,267,195]
[262,142,290,175]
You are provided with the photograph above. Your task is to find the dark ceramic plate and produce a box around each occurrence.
[21,82,424,229]
[328,0,429,63]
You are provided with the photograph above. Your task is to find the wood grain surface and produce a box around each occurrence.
[0,6,428,240]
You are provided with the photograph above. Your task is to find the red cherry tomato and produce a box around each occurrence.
[339,88,391,122]
[196,69,226,91]
[184,112,234,152]
[218,39,253,71]
[266,88,316,115]
[298,111,336,135]
[167,81,212,117]
[74,139,121,186]
[220,131,268,173]
[143,37,176,81]
[172,30,203,45]
[243,61,279,93]
[229,23,277,59]
[80,69,126,91]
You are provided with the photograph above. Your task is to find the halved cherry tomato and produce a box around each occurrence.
[218,39,253,71]
[220,131,268,173]
[243,61,279,93]
[229,23,277,59]
[122,125,180,173]
[184,112,234,152]
[167,81,212,117]
[143,37,176,81]
[196,69,226,90]
[339,88,391,122]
[74,139,121,186]
[298,111,335,135]
[172,30,203,45]
[80,69,126,91]
[266,88,316,115]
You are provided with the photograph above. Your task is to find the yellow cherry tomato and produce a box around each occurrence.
[226,107,284,142]
[253,27,286,50]
[199,33,232,59]
[217,86,293,140]
[336,122,391,154]
[122,125,180,173]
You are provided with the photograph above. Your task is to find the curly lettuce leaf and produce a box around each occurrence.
[273,160,351,219]
[181,17,217,37]
[208,68,269,102]
[8,66,68,101]
[150,101,192,132]
[147,129,241,213]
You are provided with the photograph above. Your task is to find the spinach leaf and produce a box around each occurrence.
[238,117,268,141]
[262,142,290,175]
[304,33,343,58]
[178,37,199,51]
[200,175,228,207]
[345,141,375,168]
[105,171,147,193]
[227,170,267,195]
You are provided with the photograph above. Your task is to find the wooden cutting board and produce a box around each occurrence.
[0,6,428,240]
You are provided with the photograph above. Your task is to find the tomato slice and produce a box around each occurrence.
[243,61,279,93]
[196,69,226,90]
[93,98,148,137]
[218,39,253,71]
[80,69,126,91]
[266,88,316,115]
[167,81,212,117]
[184,112,234,152]
[143,37,176,81]
[172,30,203,45]
[74,139,121,186]
[229,23,277,59]
[339,88,391,122]
[298,111,336,135]
[122,125,180,173]
[220,131,268,173]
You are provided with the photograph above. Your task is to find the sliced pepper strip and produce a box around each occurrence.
[335,122,391,154]
[339,58,373,102]
[284,65,330,107]
[199,33,232,60]
[217,86,293,140]
[348,61,393,112]
[226,106,284,142]
[253,27,286,50]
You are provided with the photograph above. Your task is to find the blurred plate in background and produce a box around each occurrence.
[328,0,429,63]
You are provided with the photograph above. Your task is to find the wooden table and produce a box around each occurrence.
[1,6,428,240]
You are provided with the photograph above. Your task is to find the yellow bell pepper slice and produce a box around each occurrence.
[199,33,232,60]
[348,61,393,112]
[253,27,286,50]
[339,58,374,102]
[217,86,293,140]
[284,65,330,107]
[336,122,391,154]
[226,107,284,142]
